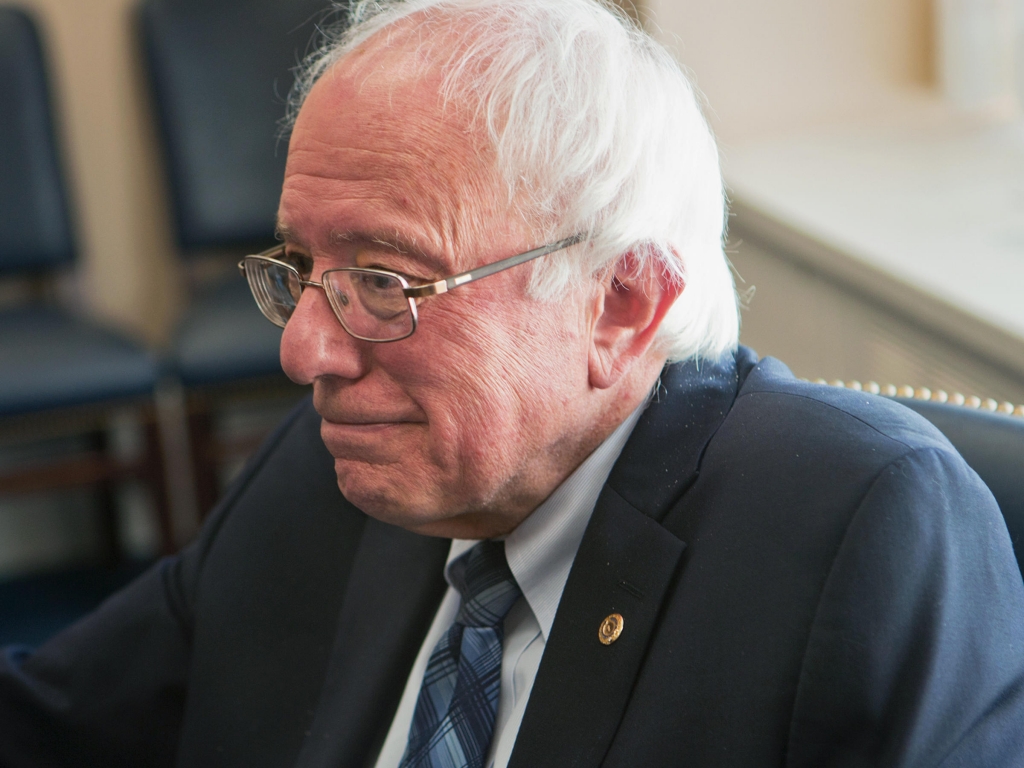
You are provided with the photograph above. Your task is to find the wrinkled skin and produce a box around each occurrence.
[278,32,678,539]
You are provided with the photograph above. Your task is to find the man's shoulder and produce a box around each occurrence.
[618,350,965,521]
[683,353,985,538]
[728,355,955,463]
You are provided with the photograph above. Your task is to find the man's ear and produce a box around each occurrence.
[588,252,685,390]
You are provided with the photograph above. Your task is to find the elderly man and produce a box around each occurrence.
[2,0,1024,766]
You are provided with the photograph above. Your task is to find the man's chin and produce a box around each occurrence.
[334,473,507,539]
[334,463,442,533]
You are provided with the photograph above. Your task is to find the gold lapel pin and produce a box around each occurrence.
[598,613,624,645]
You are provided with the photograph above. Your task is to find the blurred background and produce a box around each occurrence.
[1,0,1023,642]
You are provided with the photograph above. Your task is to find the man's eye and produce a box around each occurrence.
[358,272,396,291]
[365,265,419,283]
[282,252,313,277]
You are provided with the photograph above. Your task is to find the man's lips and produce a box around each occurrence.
[320,416,424,438]
[323,420,405,433]
[319,417,424,461]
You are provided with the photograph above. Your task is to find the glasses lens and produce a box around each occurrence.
[243,257,301,328]
[324,269,414,341]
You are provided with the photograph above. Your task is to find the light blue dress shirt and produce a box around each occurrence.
[374,405,643,768]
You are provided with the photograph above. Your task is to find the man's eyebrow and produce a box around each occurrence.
[329,229,447,273]
[329,228,413,253]
[274,221,300,244]
[274,223,448,273]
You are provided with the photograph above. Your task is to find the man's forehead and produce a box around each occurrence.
[299,8,506,143]
[279,14,528,270]
[338,18,447,87]
[287,23,493,180]
[339,7,492,81]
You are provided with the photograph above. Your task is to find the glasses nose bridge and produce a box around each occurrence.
[290,272,341,331]
[294,270,380,342]
[279,280,373,385]
[296,278,323,299]
[295,274,341,319]
[297,275,325,291]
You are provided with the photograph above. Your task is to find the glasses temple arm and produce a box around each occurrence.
[403,234,585,299]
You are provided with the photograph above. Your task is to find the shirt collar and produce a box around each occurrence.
[444,403,644,641]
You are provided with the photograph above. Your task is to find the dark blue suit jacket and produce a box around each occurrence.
[2,347,1023,767]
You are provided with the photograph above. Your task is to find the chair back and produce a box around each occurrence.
[899,398,1024,578]
[0,7,74,274]
[139,0,336,252]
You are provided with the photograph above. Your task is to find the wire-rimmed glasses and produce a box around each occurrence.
[238,234,584,342]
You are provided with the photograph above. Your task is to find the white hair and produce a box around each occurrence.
[287,0,738,362]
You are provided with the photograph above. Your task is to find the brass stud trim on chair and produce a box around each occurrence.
[813,379,1024,419]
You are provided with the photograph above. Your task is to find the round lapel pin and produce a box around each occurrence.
[598,613,624,645]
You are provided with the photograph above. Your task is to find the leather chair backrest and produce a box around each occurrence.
[0,7,74,274]
[899,398,1024,579]
[138,0,339,251]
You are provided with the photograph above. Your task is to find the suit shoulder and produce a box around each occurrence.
[730,356,955,460]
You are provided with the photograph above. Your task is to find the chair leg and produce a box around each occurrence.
[188,407,221,521]
[141,417,176,555]
[89,429,121,565]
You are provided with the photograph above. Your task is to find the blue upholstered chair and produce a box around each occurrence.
[139,0,330,513]
[0,7,173,556]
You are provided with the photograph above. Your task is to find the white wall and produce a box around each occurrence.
[644,0,933,142]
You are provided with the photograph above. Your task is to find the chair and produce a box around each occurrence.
[0,7,173,557]
[824,380,1024,578]
[138,0,332,515]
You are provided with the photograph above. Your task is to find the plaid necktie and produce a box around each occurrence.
[399,540,522,768]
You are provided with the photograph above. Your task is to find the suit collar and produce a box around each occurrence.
[607,346,755,521]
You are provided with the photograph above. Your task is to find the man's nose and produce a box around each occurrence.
[279,282,369,385]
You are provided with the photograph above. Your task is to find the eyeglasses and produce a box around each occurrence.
[238,234,584,342]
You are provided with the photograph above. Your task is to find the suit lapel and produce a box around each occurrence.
[294,515,450,768]
[508,486,685,768]
[509,349,754,768]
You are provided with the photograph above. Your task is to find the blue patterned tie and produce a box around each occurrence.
[399,540,522,768]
